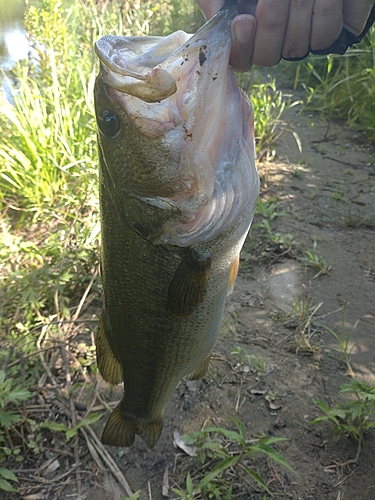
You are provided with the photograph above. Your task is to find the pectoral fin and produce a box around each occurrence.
[167,252,211,316]
[187,349,213,380]
[227,254,240,296]
[101,402,163,449]
[96,312,123,385]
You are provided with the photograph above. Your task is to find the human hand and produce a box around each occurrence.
[196,0,375,71]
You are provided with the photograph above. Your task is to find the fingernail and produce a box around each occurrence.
[233,16,254,45]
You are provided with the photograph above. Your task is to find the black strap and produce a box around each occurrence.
[284,4,375,61]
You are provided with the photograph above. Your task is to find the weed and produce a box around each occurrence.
[0,467,18,493]
[231,346,266,375]
[255,218,295,255]
[0,369,32,491]
[345,208,375,228]
[278,27,375,140]
[173,418,295,498]
[333,184,344,200]
[268,229,295,253]
[299,241,331,278]
[254,197,295,254]
[119,493,141,500]
[294,302,323,355]
[0,370,31,429]
[313,380,375,463]
[270,309,289,322]
[41,413,102,441]
[266,390,279,401]
[256,197,287,220]
[292,296,316,323]
[222,312,239,340]
[319,305,358,377]
[289,157,308,177]
[237,76,288,157]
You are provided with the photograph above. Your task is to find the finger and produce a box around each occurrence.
[196,0,224,20]
[310,0,343,51]
[230,14,256,72]
[343,0,374,35]
[252,0,291,67]
[282,0,314,59]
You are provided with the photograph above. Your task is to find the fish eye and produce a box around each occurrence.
[98,110,120,138]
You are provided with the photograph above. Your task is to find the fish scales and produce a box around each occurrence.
[94,0,259,448]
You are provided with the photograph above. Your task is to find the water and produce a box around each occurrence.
[0,0,33,69]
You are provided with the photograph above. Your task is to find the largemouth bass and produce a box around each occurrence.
[94,1,259,448]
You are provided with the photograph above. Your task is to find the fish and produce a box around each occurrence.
[94,0,259,448]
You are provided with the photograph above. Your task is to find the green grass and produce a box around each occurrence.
[318,304,358,377]
[313,380,375,464]
[299,241,331,278]
[173,418,295,498]
[276,26,375,140]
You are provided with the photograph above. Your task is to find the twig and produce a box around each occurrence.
[84,425,133,497]
[36,325,57,386]
[71,269,98,322]
[315,304,346,321]
[275,331,294,346]
[97,393,120,413]
[80,428,105,469]
[51,478,72,500]
[60,341,82,496]
[1,343,15,372]
[7,344,60,369]
[325,438,362,470]
[90,401,118,412]
[82,380,102,419]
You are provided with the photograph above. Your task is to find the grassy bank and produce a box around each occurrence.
[277,25,375,140]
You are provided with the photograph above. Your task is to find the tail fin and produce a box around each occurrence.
[101,402,163,449]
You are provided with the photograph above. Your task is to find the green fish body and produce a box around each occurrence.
[94,3,259,448]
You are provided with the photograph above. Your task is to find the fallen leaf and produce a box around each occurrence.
[42,459,60,477]
[173,431,197,457]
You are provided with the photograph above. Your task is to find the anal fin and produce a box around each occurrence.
[96,312,123,385]
[187,349,212,380]
[101,402,163,449]
[167,252,211,316]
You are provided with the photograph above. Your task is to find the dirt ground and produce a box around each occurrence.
[10,110,375,499]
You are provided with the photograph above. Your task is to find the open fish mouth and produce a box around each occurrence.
[95,3,236,102]
[95,1,259,247]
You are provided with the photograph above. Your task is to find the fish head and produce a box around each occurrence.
[95,2,259,246]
